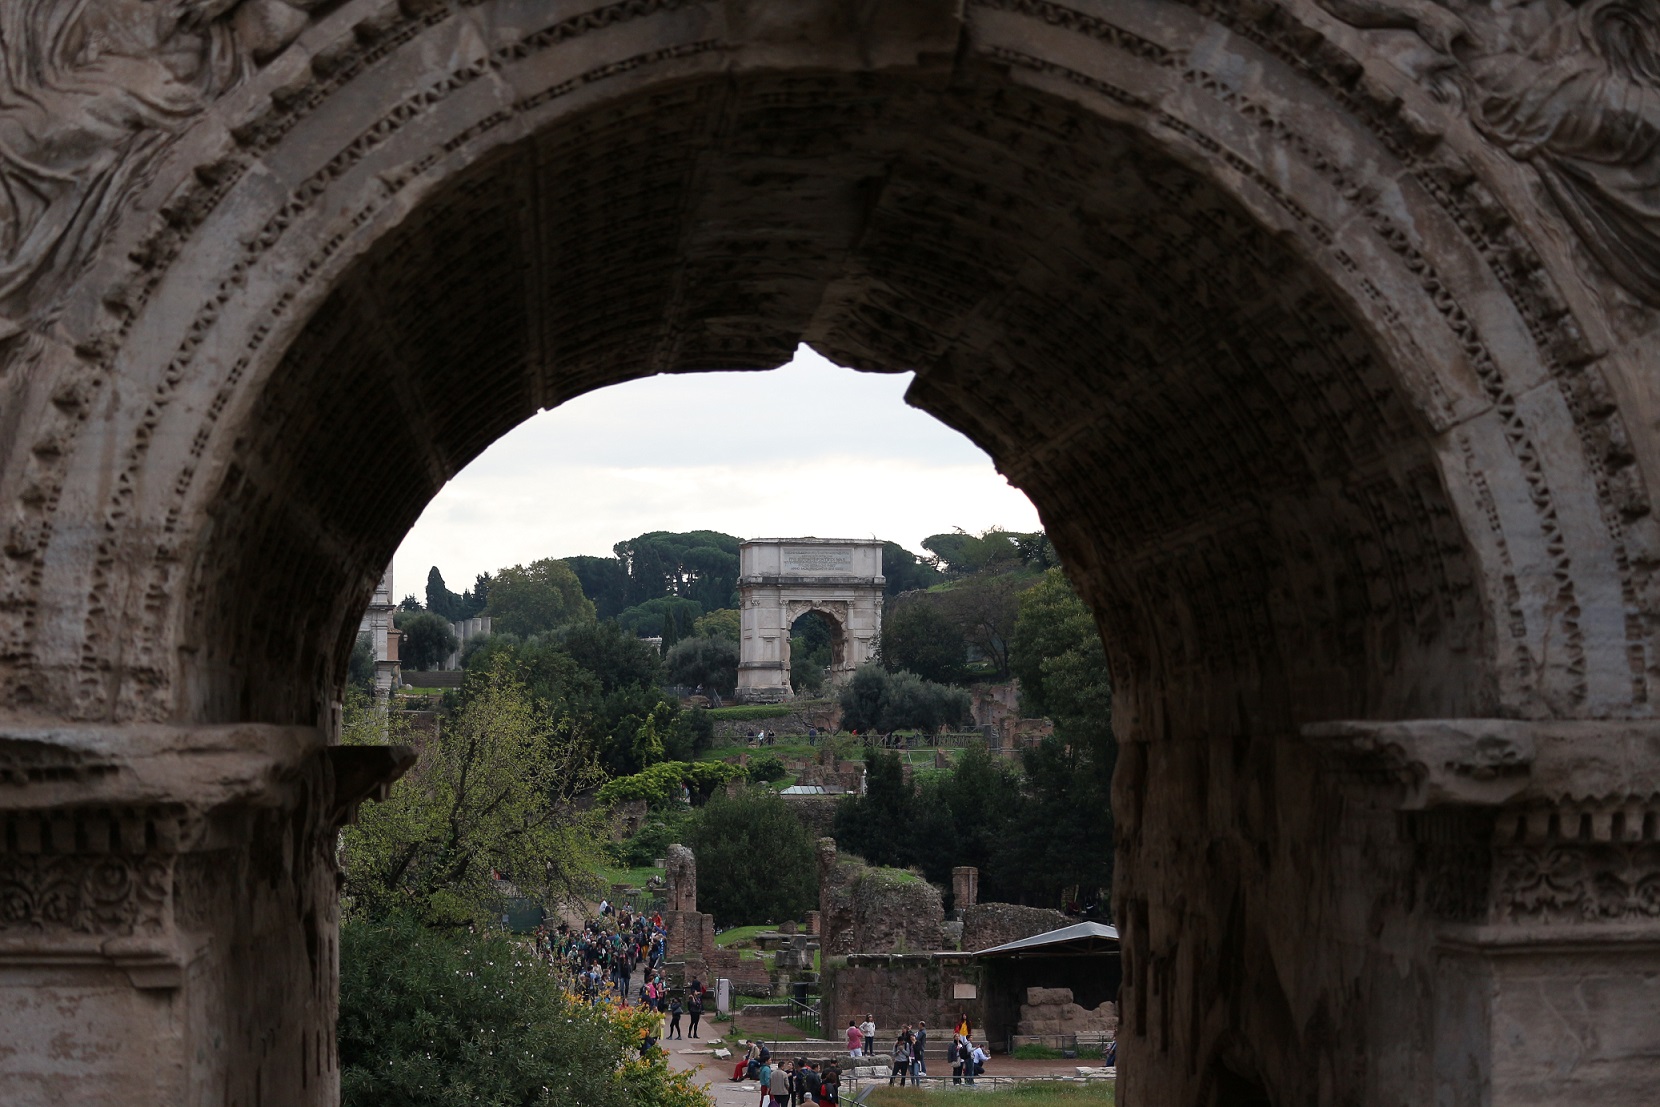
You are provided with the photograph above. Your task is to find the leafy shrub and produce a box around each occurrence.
[339,913,710,1107]
[838,664,971,732]
[665,635,740,696]
[745,754,787,783]
[613,809,694,868]
[597,760,746,808]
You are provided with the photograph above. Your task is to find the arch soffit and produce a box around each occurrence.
[6,0,1651,721]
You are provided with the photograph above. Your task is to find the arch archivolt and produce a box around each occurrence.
[0,0,1641,726]
[3,3,1660,1105]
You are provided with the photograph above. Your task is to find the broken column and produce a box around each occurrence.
[952,865,979,909]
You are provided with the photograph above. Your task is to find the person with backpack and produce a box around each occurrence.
[819,1059,841,1104]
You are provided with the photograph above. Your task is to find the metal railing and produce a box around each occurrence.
[784,998,824,1039]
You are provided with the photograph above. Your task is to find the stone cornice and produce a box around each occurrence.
[0,723,325,813]
[1301,719,1660,810]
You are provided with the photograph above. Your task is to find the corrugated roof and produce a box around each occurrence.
[974,921,1120,957]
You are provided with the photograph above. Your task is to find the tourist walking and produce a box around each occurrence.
[687,989,703,1037]
[769,1058,791,1106]
[948,1034,962,1085]
[667,997,683,1039]
[912,1021,927,1085]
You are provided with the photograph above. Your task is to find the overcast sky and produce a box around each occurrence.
[392,346,1041,596]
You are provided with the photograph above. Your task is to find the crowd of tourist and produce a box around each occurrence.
[535,899,996,1100]
[731,1043,844,1105]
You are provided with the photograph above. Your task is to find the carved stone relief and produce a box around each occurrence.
[0,851,170,935]
[1495,841,1660,922]
[0,0,309,320]
[1315,0,1660,306]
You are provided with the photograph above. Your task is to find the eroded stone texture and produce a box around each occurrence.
[818,837,947,955]
[3,1,1660,1104]
[960,903,1069,951]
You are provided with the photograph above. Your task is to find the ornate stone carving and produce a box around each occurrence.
[0,851,170,935]
[1495,841,1660,922]
[0,0,309,318]
[1315,0,1660,305]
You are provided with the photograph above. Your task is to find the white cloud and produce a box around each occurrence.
[392,348,1039,594]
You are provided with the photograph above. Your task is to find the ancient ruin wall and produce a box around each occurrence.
[820,954,984,1051]
[817,838,946,956]
[960,904,1071,952]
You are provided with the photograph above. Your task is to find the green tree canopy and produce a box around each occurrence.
[934,569,1029,680]
[837,664,970,733]
[394,611,458,671]
[664,635,739,696]
[564,554,631,620]
[558,620,664,694]
[1011,567,1113,737]
[426,566,461,620]
[597,760,746,808]
[339,672,608,926]
[616,595,704,645]
[613,530,741,611]
[687,789,818,927]
[880,596,969,684]
[483,557,595,637]
[881,539,943,595]
[692,607,741,642]
[921,527,1026,576]
[790,611,837,695]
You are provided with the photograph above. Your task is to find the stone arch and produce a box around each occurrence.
[1,2,1658,1105]
[738,539,883,701]
[785,602,849,673]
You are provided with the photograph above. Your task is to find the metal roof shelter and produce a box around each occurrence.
[975,921,1120,958]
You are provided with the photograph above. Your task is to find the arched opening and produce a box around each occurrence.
[789,608,844,696]
[9,4,1655,1105]
[178,67,1476,1105]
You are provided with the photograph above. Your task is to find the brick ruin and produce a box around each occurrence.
[961,903,1071,952]
[660,842,716,983]
[816,838,946,956]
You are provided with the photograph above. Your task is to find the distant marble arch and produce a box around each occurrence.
[736,538,884,702]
